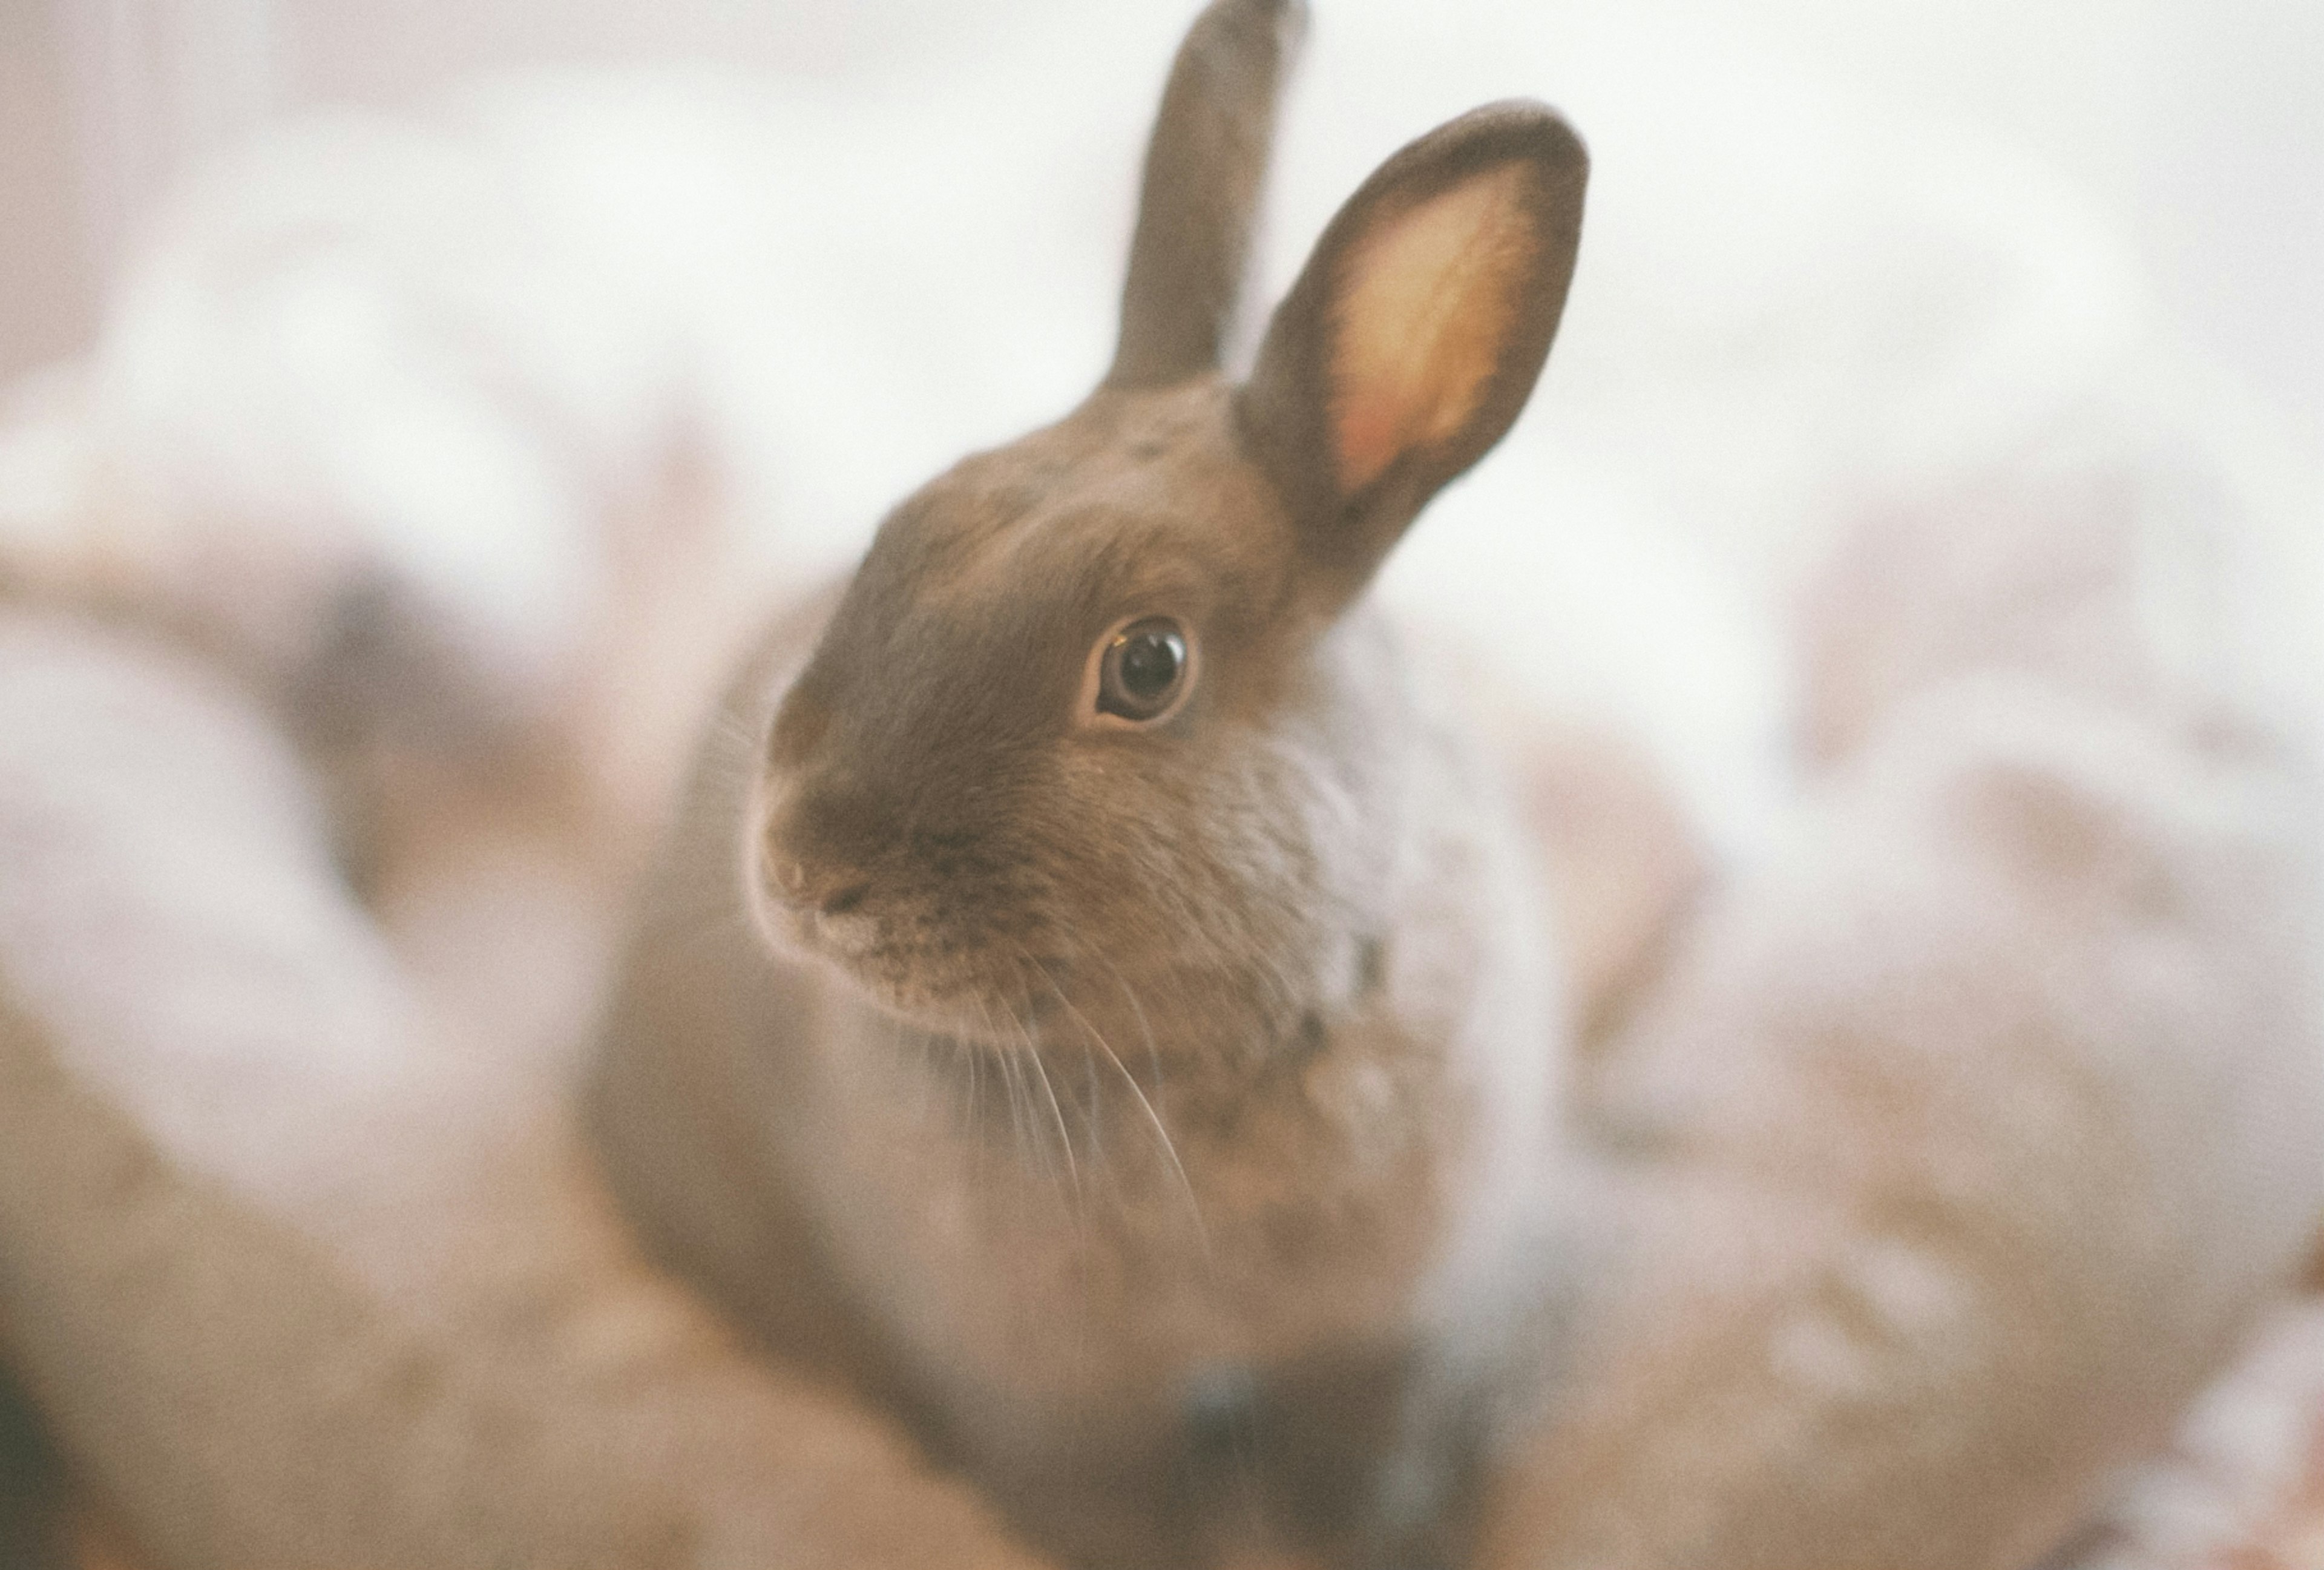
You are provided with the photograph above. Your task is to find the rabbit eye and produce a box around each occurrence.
[1095,617,1193,724]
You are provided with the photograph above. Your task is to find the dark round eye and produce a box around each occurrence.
[1097,617,1192,723]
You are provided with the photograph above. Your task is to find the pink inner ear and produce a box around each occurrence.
[1327,162,1534,495]
[1336,395,1406,489]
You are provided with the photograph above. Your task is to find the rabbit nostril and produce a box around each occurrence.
[760,839,868,916]
[764,855,810,905]
[819,881,871,917]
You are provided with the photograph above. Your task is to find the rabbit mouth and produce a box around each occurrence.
[747,879,1068,1048]
[829,948,1069,1049]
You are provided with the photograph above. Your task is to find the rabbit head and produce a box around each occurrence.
[747,0,1586,1064]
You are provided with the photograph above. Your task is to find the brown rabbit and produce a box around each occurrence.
[591,0,1592,1563]
[590,1,2324,1568]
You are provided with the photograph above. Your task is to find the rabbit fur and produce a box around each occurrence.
[1,0,2322,1566]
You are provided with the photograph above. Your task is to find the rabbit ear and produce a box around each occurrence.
[1238,102,1587,598]
[1106,0,1306,390]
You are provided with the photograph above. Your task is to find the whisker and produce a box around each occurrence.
[1009,959,1097,1389]
[1026,1024,1084,1209]
[965,1030,986,1187]
[1019,987,1086,1246]
[1080,1031,1105,1178]
[980,990,1047,1210]
[1097,952,1168,1094]
[996,1030,1037,1220]
[1028,950,1209,1262]
[904,1011,940,1128]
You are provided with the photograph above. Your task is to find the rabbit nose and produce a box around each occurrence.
[763,776,887,911]
[764,850,871,916]
[813,875,873,916]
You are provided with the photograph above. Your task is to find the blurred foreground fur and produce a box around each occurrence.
[0,0,2322,1566]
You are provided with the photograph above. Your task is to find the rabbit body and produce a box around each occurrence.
[590,378,1576,1568]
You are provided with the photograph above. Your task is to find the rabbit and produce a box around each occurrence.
[588,0,1598,1563]
[589,0,2324,1567]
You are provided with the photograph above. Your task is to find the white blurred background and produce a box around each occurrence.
[7,0,2319,429]
[3,0,2321,849]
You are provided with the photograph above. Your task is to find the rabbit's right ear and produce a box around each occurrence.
[1238,103,1587,605]
[1106,0,1307,390]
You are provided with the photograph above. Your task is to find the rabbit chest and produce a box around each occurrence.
[766,910,1556,1566]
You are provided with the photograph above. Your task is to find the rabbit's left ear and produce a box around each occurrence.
[1108,0,1305,390]
[1239,102,1586,598]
